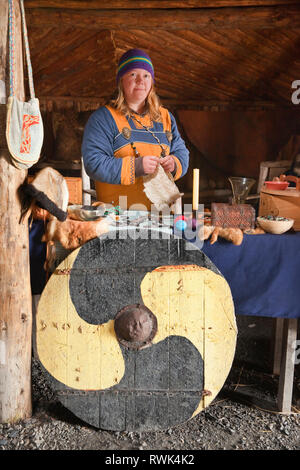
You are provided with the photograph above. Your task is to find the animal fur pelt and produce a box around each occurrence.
[200,225,265,246]
[42,217,109,251]
[42,217,110,272]
[143,164,183,212]
[19,167,69,222]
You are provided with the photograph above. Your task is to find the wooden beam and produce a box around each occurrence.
[25,5,300,31]
[164,100,297,110]
[272,318,284,375]
[0,0,32,423]
[36,96,299,112]
[277,318,298,413]
[23,0,300,10]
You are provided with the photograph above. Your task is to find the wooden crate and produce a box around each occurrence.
[259,187,300,231]
[28,175,83,205]
[64,177,82,205]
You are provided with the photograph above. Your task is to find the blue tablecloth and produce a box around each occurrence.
[30,219,300,318]
[202,232,300,319]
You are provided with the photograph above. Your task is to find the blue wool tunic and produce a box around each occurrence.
[81,105,189,208]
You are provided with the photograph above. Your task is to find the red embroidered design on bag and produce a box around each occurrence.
[20,114,40,154]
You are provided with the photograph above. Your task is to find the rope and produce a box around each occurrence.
[8,0,15,96]
[19,0,35,99]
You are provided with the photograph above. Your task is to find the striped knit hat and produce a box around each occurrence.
[116,49,154,83]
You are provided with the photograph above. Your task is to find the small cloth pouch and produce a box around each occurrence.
[6,0,43,170]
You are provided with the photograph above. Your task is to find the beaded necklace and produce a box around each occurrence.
[129,113,166,158]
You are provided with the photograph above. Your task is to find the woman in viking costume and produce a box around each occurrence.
[81,48,189,210]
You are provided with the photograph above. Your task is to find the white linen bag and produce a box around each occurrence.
[6,0,43,170]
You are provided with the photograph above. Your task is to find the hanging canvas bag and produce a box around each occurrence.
[6,0,43,170]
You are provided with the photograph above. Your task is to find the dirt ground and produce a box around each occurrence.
[0,316,299,452]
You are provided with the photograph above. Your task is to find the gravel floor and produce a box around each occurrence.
[0,357,299,452]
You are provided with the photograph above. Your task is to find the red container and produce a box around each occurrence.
[264,181,289,190]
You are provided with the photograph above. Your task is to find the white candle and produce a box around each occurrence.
[193,169,200,211]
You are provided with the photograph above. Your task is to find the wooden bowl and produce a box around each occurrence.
[256,216,294,234]
[264,181,289,190]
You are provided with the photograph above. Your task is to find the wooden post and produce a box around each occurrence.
[272,318,284,376]
[0,0,32,423]
[277,319,298,413]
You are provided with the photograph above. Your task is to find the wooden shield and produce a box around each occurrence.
[36,228,237,431]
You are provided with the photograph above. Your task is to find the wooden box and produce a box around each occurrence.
[211,202,255,229]
[64,177,82,205]
[28,175,83,205]
[259,187,300,231]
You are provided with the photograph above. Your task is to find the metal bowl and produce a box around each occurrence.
[67,204,106,221]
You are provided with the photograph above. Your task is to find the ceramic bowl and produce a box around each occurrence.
[256,216,294,234]
[264,181,289,190]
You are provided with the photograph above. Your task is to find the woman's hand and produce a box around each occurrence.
[160,155,175,173]
[142,156,160,174]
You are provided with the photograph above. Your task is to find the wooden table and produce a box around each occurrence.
[202,231,299,413]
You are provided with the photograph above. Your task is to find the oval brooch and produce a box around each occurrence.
[122,127,132,140]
